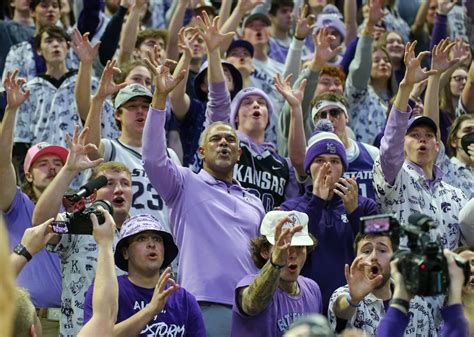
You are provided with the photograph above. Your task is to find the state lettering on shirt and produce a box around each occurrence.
[277,312,304,332]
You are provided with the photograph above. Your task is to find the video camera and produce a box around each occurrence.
[360,213,470,296]
[51,176,113,235]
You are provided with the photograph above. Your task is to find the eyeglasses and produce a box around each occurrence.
[318,108,344,119]
[451,75,467,83]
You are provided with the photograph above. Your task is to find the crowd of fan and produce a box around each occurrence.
[0,0,474,336]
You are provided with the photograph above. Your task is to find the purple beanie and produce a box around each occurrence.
[314,9,346,41]
[229,87,274,129]
[303,120,348,173]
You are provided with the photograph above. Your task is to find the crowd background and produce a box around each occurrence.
[0,0,474,336]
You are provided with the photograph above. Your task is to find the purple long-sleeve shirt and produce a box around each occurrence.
[376,304,469,337]
[142,106,265,305]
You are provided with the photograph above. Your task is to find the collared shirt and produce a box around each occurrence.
[327,284,443,336]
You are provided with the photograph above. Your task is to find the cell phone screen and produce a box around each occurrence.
[51,221,69,234]
[364,217,390,233]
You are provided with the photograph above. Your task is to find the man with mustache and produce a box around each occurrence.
[0,70,67,336]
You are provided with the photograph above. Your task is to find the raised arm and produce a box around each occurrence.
[0,71,30,212]
[78,210,118,337]
[282,5,314,81]
[166,0,189,62]
[379,42,437,185]
[113,267,179,337]
[425,39,459,130]
[169,27,196,121]
[195,12,234,124]
[343,0,357,47]
[143,50,187,201]
[118,0,148,65]
[411,0,429,35]
[239,217,303,316]
[461,60,474,114]
[32,127,103,226]
[71,28,101,122]
[84,59,127,159]
[332,255,384,320]
[98,2,128,65]
[346,0,385,92]
[275,73,307,177]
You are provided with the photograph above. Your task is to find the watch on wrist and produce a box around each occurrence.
[13,243,32,262]
[270,257,285,270]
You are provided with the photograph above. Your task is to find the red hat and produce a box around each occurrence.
[23,142,69,173]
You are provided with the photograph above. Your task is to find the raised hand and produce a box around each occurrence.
[275,73,306,108]
[70,28,101,64]
[271,217,304,268]
[148,267,180,314]
[178,26,199,58]
[65,126,104,172]
[431,38,459,74]
[366,0,386,27]
[312,27,343,67]
[91,208,116,246]
[402,41,438,86]
[95,59,127,100]
[145,47,186,96]
[295,4,315,40]
[3,70,30,109]
[333,177,359,214]
[345,255,383,303]
[312,162,332,200]
[236,0,266,15]
[195,11,234,53]
[450,38,472,67]
[437,0,456,16]
[21,218,57,256]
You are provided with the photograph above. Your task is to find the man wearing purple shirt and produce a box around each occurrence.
[0,71,65,336]
[142,51,265,336]
[83,214,206,337]
[231,211,322,337]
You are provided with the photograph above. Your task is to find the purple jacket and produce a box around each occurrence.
[281,185,378,313]
[142,107,265,305]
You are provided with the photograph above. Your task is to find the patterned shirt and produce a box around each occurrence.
[14,73,119,148]
[48,228,124,337]
[327,284,442,337]
[1,40,78,91]
[437,153,474,200]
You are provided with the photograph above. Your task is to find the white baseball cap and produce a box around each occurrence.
[260,210,313,246]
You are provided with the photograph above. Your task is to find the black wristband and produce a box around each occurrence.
[270,258,285,270]
[13,243,32,262]
[294,35,305,41]
[390,298,410,312]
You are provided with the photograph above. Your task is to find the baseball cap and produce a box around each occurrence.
[194,0,216,16]
[406,116,438,136]
[311,100,349,122]
[114,214,178,272]
[260,210,313,246]
[114,84,152,110]
[23,142,69,173]
[243,13,271,28]
[226,39,254,58]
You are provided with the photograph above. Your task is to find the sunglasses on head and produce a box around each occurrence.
[318,108,344,119]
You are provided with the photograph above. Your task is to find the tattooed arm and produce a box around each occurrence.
[237,217,303,316]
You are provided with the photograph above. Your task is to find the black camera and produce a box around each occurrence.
[51,200,113,235]
[360,213,470,296]
[51,175,112,235]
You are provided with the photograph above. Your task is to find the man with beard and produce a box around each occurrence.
[328,231,441,336]
[231,211,322,337]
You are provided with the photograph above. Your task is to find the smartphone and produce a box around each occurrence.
[360,214,392,234]
[461,132,474,155]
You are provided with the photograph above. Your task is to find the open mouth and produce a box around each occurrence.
[287,264,298,272]
[418,145,427,152]
[252,111,261,118]
[136,118,145,123]
[369,265,380,279]
[113,196,125,206]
